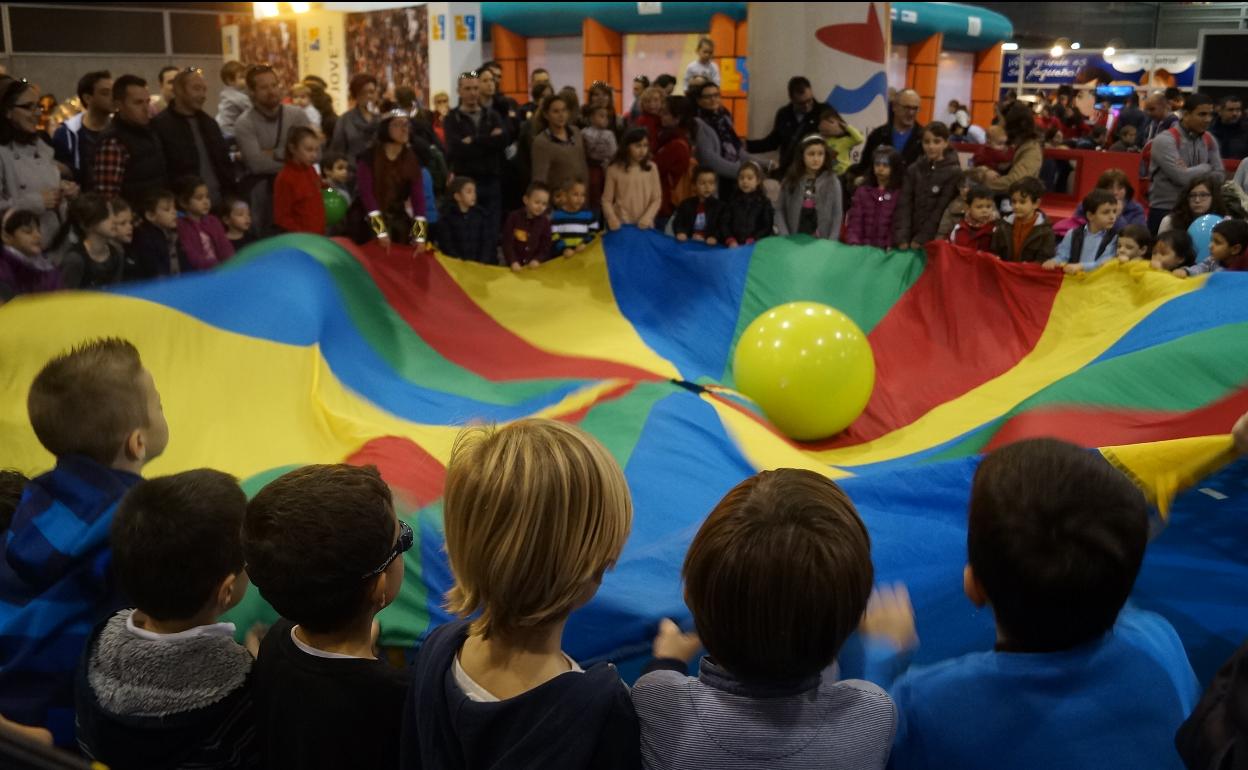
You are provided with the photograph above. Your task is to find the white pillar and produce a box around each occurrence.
[428,2,483,101]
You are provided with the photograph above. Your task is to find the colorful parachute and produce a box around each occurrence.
[2,230,1245,680]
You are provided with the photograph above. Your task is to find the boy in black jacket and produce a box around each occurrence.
[436,176,494,263]
[77,470,257,769]
[673,166,724,245]
[125,189,182,280]
[720,161,774,247]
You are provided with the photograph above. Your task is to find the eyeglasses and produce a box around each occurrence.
[11,102,36,112]
[361,520,413,580]
[898,104,921,112]
[1189,191,1213,200]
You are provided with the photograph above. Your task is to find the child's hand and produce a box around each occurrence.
[676,233,688,242]
[1173,268,1189,278]
[562,248,576,258]
[526,259,541,269]
[490,127,503,136]
[1041,258,1060,271]
[510,262,523,272]
[691,233,704,241]
[706,237,717,246]
[652,618,702,663]
[1233,411,1248,455]
[1062,263,1082,275]
[860,583,918,651]
[575,243,587,253]
[608,221,621,231]
[908,241,922,250]
[1118,254,1130,263]
[725,238,738,248]
[638,219,654,230]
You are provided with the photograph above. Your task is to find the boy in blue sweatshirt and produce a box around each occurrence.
[885,438,1200,770]
[1045,188,1120,273]
[0,338,169,746]
[550,179,601,258]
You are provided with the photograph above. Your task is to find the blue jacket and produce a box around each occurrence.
[0,455,140,746]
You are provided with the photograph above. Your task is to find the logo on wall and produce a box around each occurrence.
[454,14,476,42]
[308,27,321,52]
[433,14,445,41]
[816,3,888,115]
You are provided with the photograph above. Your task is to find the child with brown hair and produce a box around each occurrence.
[937,165,993,240]
[603,127,662,231]
[776,134,844,240]
[173,175,234,271]
[273,125,326,235]
[633,468,908,769]
[895,122,963,249]
[990,177,1055,262]
[126,189,181,280]
[0,338,169,747]
[404,419,638,769]
[502,181,552,270]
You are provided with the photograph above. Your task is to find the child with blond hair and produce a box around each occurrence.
[403,419,639,769]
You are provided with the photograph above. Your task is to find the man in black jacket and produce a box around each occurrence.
[151,68,234,206]
[746,76,820,164]
[445,71,508,261]
[851,88,924,179]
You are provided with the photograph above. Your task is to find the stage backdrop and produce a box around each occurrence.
[347,5,431,106]
[298,10,348,115]
[219,14,299,90]
[747,1,889,165]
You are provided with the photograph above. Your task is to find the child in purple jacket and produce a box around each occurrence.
[173,175,234,272]
[845,146,903,249]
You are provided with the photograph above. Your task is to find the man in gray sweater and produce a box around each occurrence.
[1148,92,1223,234]
[234,65,310,235]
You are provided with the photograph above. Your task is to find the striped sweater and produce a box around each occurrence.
[0,455,140,746]
[550,206,601,257]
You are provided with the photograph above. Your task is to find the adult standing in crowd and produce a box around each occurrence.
[690,81,769,198]
[1115,91,1149,138]
[152,68,233,207]
[480,61,519,139]
[354,111,427,245]
[234,65,311,235]
[1211,94,1248,161]
[302,75,337,139]
[150,65,178,117]
[93,75,165,209]
[854,88,924,177]
[1147,92,1223,234]
[655,94,694,222]
[52,70,111,187]
[330,74,379,165]
[1142,92,1179,143]
[0,76,71,245]
[520,68,550,122]
[985,102,1043,194]
[746,76,820,164]
[529,93,587,193]
[444,71,507,258]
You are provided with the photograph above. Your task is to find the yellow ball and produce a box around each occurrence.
[732,302,875,441]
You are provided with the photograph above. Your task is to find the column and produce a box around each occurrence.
[710,13,749,137]
[428,2,483,101]
[971,43,1004,128]
[906,33,943,125]
[491,24,528,106]
[582,17,622,114]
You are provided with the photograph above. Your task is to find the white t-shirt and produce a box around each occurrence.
[452,653,583,703]
[684,59,721,88]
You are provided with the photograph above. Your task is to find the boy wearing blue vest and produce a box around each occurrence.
[0,338,169,746]
[885,439,1200,770]
[1045,188,1120,273]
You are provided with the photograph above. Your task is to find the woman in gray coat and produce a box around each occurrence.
[775,134,843,239]
[329,74,379,171]
[689,82,771,197]
[0,76,69,246]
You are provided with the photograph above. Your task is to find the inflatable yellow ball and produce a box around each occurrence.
[732,302,875,441]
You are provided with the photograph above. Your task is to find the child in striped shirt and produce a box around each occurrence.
[550,179,601,258]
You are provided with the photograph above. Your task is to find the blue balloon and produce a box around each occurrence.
[1187,214,1222,261]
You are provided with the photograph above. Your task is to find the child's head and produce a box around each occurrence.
[967,438,1147,652]
[443,420,631,641]
[1116,224,1152,261]
[218,194,251,235]
[450,175,477,209]
[684,469,871,681]
[922,121,951,160]
[142,189,178,231]
[173,175,211,218]
[1081,188,1118,233]
[245,464,404,633]
[1210,218,1248,267]
[522,181,550,218]
[320,151,350,186]
[734,161,760,193]
[818,106,845,138]
[2,208,43,257]
[28,338,168,468]
[220,60,246,89]
[1115,123,1137,147]
[640,86,664,116]
[693,166,718,199]
[614,127,651,169]
[285,125,320,167]
[965,185,996,224]
[290,83,311,108]
[112,469,248,623]
[696,36,714,63]
[986,125,1007,148]
[868,146,903,189]
[1095,168,1134,203]
[108,198,133,245]
[69,193,115,241]
[1089,125,1108,144]
[1008,177,1044,221]
[1175,175,1224,225]
[1151,229,1197,271]
[556,179,587,212]
[785,135,831,186]
[588,104,611,130]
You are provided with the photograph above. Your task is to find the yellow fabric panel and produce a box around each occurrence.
[1101,435,1238,519]
[703,394,854,479]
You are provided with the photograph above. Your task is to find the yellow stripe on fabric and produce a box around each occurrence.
[807,263,1209,467]
[0,292,632,479]
[434,244,681,379]
[1101,435,1237,519]
[703,395,854,479]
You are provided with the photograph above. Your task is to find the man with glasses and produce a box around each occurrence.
[1147,92,1223,235]
[444,71,508,260]
[93,74,167,207]
[151,68,233,207]
[234,65,311,235]
[747,76,821,162]
[853,88,924,179]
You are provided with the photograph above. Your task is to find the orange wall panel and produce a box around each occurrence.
[710,13,735,56]
[583,17,621,56]
[735,19,748,58]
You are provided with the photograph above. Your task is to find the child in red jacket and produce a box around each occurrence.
[949,184,998,253]
[273,126,326,235]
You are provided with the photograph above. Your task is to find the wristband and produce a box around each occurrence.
[410,216,429,245]
[368,211,388,239]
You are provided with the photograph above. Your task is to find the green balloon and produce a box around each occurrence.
[322,187,348,227]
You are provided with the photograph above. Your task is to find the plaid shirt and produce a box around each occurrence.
[92,137,128,199]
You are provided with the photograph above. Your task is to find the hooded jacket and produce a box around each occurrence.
[893,149,963,247]
[402,619,642,770]
[990,210,1056,262]
[0,455,141,747]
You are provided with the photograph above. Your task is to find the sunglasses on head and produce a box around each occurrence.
[459,70,479,81]
[361,520,414,580]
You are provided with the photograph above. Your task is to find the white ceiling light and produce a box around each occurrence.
[1050,44,1063,57]
[1104,46,1116,57]
[1002,42,1019,51]
[289,1,310,12]
[1070,42,1081,50]
[254,2,279,18]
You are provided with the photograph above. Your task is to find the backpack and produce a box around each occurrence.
[1142,126,1215,178]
